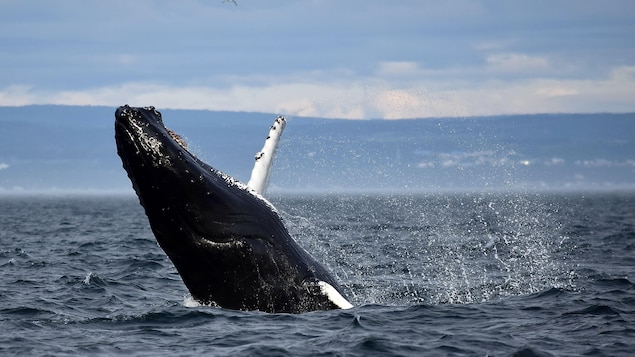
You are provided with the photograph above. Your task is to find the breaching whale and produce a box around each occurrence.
[114,105,352,313]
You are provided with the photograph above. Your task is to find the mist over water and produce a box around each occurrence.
[277,193,577,307]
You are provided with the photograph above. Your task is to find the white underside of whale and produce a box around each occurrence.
[317,281,354,309]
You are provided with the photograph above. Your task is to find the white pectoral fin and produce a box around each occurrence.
[317,281,354,309]
[247,116,286,195]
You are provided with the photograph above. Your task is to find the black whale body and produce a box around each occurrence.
[114,105,351,313]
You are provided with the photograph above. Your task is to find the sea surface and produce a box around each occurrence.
[1,192,633,356]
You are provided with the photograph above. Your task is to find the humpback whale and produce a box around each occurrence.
[114,105,352,313]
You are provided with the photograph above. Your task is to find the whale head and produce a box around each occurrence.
[114,105,352,313]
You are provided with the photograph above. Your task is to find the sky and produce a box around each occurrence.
[1,0,634,119]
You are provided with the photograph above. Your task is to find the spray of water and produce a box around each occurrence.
[270,106,577,306]
[279,193,576,307]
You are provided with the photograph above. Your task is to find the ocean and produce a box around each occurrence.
[1,192,633,356]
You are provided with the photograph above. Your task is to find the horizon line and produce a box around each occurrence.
[1,103,634,121]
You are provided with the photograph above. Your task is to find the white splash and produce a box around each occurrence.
[183,294,220,308]
[83,272,94,285]
[183,295,201,307]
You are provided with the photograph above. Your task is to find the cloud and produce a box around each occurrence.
[486,53,550,72]
[454,66,635,115]
[2,64,635,119]
[2,1,635,121]
[0,86,35,106]
[473,39,517,51]
[372,90,425,119]
[0,163,9,170]
[376,61,422,77]
[534,87,579,98]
